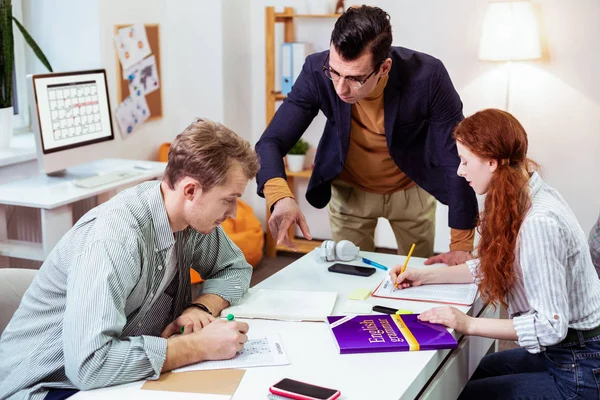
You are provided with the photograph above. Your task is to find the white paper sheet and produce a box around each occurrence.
[114,24,152,71]
[125,55,160,96]
[115,95,150,136]
[219,289,337,321]
[173,335,289,373]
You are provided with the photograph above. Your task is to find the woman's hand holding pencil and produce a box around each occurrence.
[389,267,430,290]
[389,243,425,290]
[396,244,416,289]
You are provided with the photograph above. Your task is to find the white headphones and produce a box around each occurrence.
[317,240,360,262]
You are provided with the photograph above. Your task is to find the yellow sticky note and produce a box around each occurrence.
[348,288,372,301]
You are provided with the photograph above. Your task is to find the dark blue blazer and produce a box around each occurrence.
[256,47,478,230]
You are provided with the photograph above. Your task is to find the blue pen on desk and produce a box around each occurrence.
[362,257,388,271]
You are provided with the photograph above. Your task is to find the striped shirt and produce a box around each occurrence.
[590,213,600,277]
[0,181,252,399]
[467,172,600,354]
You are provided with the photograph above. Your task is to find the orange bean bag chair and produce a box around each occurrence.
[158,142,170,163]
[158,143,264,284]
[221,199,264,268]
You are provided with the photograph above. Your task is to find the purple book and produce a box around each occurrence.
[327,314,458,354]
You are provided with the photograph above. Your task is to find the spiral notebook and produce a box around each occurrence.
[372,278,478,306]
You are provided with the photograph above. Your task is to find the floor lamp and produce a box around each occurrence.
[479,1,542,112]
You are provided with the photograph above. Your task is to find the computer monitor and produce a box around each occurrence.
[27,69,117,176]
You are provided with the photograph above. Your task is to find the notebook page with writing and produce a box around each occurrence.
[219,289,337,321]
[372,278,478,306]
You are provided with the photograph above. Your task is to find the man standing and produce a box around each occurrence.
[0,119,259,399]
[256,6,477,264]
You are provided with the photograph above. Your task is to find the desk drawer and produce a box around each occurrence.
[418,304,499,400]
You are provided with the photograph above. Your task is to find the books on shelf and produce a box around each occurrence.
[220,288,337,322]
[281,42,310,95]
[372,278,478,306]
[327,314,458,354]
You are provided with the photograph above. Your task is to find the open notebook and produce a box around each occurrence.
[372,278,478,306]
[219,288,338,321]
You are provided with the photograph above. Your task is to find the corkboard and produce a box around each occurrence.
[114,24,163,120]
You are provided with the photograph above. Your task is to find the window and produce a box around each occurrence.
[12,0,31,132]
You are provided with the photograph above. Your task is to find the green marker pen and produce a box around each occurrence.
[180,314,234,334]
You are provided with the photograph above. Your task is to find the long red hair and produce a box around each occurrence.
[454,109,538,307]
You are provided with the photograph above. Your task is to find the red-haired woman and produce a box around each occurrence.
[390,108,600,399]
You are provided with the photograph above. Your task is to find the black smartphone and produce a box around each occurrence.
[327,263,376,277]
[270,378,341,400]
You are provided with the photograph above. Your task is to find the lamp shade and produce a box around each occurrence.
[479,1,542,61]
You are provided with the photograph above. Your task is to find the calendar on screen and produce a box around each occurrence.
[47,81,103,142]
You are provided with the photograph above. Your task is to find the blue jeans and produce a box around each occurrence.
[459,333,600,399]
[45,389,79,400]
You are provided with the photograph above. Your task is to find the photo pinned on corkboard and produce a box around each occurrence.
[113,23,162,137]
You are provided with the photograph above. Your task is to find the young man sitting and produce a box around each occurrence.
[0,118,259,399]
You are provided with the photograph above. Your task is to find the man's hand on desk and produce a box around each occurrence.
[162,319,250,372]
[161,307,215,338]
[425,250,473,266]
[269,197,312,250]
[418,306,474,335]
[194,319,249,360]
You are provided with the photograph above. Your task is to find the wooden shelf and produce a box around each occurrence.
[285,169,312,179]
[276,238,323,254]
[265,6,330,258]
[295,14,342,19]
[275,12,340,21]
[274,10,294,21]
[0,240,45,261]
[272,92,287,101]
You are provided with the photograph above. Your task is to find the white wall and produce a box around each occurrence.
[247,0,600,251]
[247,0,490,250]
[22,0,230,163]
[509,0,600,235]
[97,0,226,160]
[11,0,600,253]
[221,0,256,200]
[22,0,102,72]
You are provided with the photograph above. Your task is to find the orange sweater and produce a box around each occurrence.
[337,76,413,193]
[264,75,474,252]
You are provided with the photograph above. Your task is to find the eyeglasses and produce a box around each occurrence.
[322,54,381,90]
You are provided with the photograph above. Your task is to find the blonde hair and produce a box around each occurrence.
[164,118,259,191]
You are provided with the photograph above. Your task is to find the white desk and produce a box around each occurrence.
[73,251,498,400]
[0,158,166,262]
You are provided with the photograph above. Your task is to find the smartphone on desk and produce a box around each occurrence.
[328,263,376,277]
[270,378,341,400]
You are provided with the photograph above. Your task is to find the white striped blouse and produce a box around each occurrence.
[467,172,600,353]
[0,181,252,399]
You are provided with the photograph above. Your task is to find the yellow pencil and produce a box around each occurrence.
[395,243,416,290]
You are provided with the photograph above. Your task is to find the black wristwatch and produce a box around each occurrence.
[185,302,212,316]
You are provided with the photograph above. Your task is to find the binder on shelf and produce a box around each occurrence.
[281,42,309,95]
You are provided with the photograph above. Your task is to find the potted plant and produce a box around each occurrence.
[286,138,309,172]
[1,0,53,147]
